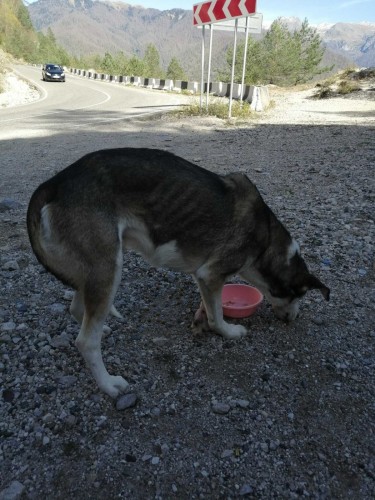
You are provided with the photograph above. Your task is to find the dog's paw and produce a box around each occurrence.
[220,324,247,340]
[100,375,129,399]
[191,303,211,335]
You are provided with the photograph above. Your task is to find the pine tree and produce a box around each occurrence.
[166,57,187,81]
[225,18,330,86]
[143,44,164,78]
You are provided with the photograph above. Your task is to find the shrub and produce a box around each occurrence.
[337,80,360,94]
[177,98,256,120]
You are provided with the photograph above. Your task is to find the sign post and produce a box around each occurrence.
[228,18,238,118]
[193,0,261,117]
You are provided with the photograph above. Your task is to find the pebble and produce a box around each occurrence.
[1,322,16,332]
[0,481,25,500]
[212,402,231,415]
[2,261,19,271]
[312,316,324,326]
[0,198,22,212]
[48,303,66,315]
[116,393,138,411]
[57,375,78,387]
[239,484,254,496]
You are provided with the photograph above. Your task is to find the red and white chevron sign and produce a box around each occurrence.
[193,0,257,26]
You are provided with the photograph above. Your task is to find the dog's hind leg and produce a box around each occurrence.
[71,291,123,335]
[75,249,129,399]
[70,290,84,324]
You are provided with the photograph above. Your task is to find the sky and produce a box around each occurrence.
[26,0,375,25]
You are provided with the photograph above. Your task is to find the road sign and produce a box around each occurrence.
[193,0,257,25]
[197,12,262,32]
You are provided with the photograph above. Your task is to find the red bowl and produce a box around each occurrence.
[222,284,263,318]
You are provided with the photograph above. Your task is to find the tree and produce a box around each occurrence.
[143,43,164,78]
[292,19,332,84]
[128,55,145,76]
[224,18,330,86]
[166,57,187,81]
[101,52,115,74]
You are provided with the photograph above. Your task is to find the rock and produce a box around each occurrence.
[1,322,16,332]
[2,389,15,403]
[2,261,19,271]
[48,303,66,315]
[50,334,71,349]
[57,375,77,388]
[15,302,28,313]
[116,393,138,411]
[239,484,254,496]
[0,481,25,500]
[221,449,233,458]
[312,316,324,326]
[63,290,74,301]
[0,198,22,212]
[212,402,231,415]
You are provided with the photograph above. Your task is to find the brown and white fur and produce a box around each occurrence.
[27,148,330,398]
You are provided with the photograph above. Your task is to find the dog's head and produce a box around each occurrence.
[265,243,330,322]
[242,240,330,322]
[268,269,330,322]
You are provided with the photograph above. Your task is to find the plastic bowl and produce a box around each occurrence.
[222,284,263,318]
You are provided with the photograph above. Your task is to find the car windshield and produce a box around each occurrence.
[47,65,62,71]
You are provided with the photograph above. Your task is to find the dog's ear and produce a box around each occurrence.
[303,274,330,301]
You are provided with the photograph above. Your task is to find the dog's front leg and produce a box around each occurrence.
[194,277,247,340]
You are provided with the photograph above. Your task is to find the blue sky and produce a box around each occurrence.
[26,0,375,24]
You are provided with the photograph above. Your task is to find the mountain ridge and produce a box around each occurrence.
[27,0,375,79]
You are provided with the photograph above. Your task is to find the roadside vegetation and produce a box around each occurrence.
[176,98,257,120]
[313,68,365,99]
[220,18,333,86]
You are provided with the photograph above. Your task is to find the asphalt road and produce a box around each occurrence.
[0,64,190,140]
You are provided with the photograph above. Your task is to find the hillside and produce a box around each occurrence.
[27,0,367,80]
[28,0,236,79]
[322,22,375,68]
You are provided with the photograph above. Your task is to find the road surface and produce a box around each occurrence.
[0,64,190,141]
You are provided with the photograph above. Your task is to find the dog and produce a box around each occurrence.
[27,148,330,398]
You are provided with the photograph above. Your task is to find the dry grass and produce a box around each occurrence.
[313,68,363,99]
[177,97,256,121]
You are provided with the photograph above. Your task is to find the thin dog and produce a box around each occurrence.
[27,148,330,398]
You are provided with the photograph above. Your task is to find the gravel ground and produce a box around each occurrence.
[0,73,374,499]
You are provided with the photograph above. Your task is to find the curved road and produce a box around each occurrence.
[0,64,190,140]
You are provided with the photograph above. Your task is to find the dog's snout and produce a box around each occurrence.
[273,303,300,323]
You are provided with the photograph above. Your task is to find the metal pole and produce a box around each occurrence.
[200,25,205,111]
[240,16,250,105]
[228,18,238,118]
[206,24,214,111]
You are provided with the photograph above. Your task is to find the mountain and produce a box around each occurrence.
[27,0,375,80]
[322,22,375,68]
[27,0,237,79]
[270,17,375,69]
